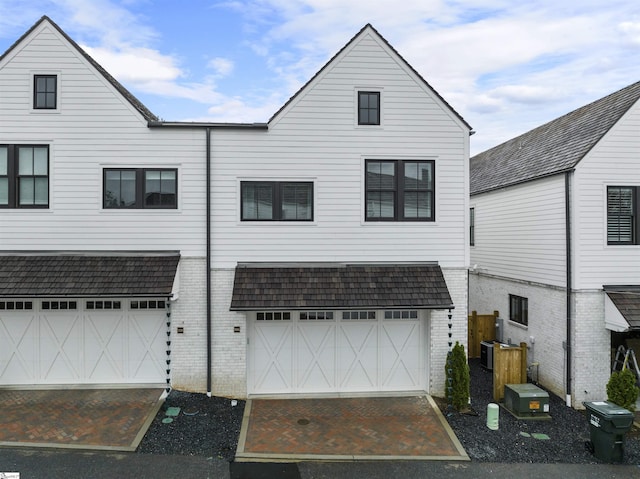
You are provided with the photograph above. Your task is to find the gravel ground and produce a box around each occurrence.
[137,359,640,464]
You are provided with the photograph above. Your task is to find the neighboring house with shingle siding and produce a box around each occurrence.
[469,81,640,408]
[1,18,472,399]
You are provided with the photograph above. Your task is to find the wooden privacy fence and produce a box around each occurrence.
[467,310,498,358]
[493,342,528,402]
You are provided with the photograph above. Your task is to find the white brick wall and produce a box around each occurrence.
[211,268,248,398]
[469,273,567,398]
[469,273,612,407]
[429,268,468,398]
[572,291,610,406]
[170,257,209,392]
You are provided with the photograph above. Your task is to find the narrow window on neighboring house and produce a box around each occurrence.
[607,186,637,245]
[509,294,528,326]
[470,207,475,246]
[241,181,313,221]
[365,159,434,221]
[358,91,380,125]
[34,75,57,109]
[0,145,49,208]
[104,168,177,209]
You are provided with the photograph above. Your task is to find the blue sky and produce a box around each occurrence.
[1,0,639,154]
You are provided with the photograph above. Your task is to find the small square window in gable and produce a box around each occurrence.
[358,91,380,125]
[34,74,57,110]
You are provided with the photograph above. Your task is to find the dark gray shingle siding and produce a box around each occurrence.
[230,264,453,310]
[0,254,180,296]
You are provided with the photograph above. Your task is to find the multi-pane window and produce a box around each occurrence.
[241,181,313,221]
[104,168,177,209]
[0,145,49,208]
[509,294,528,326]
[470,207,475,246]
[607,186,638,245]
[34,75,57,109]
[365,159,434,221]
[358,91,380,125]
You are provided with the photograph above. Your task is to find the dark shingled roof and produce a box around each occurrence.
[0,16,159,123]
[230,263,453,310]
[0,253,180,297]
[471,81,640,195]
[605,286,640,330]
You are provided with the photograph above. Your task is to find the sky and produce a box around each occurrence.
[0,0,639,154]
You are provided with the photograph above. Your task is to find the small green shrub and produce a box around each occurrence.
[606,368,639,411]
[445,342,470,411]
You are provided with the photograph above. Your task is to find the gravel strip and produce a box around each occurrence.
[137,359,640,464]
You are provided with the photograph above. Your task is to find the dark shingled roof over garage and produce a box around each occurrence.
[605,286,640,330]
[0,253,180,297]
[230,263,453,311]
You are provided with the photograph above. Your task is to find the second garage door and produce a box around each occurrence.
[248,309,427,395]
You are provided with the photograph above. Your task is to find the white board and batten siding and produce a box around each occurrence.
[210,29,470,269]
[571,98,640,289]
[471,174,567,287]
[0,21,206,256]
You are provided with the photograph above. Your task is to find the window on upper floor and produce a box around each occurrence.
[358,91,380,125]
[607,186,638,245]
[365,159,434,221]
[241,181,313,221]
[470,207,475,246]
[103,168,177,209]
[0,145,49,208]
[509,294,528,326]
[34,75,57,109]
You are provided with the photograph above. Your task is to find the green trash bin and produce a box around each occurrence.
[583,401,634,462]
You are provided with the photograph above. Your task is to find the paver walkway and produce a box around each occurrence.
[0,388,164,451]
[236,395,468,461]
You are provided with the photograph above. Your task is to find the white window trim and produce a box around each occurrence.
[30,70,62,114]
[354,87,384,129]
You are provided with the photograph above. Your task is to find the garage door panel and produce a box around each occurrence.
[297,323,336,391]
[128,313,166,381]
[250,323,294,393]
[40,314,83,382]
[338,322,378,391]
[0,313,37,382]
[84,313,125,382]
[380,321,421,389]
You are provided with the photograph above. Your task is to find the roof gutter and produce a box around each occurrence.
[565,171,573,407]
[206,127,212,397]
[148,121,268,130]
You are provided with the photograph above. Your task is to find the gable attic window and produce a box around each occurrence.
[34,75,57,109]
[358,91,380,125]
[365,159,434,221]
[607,186,638,245]
[103,168,177,209]
[0,145,49,208]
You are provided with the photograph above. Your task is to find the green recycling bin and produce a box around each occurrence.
[583,401,634,462]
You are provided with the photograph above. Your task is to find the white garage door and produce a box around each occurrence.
[0,298,168,386]
[248,310,427,395]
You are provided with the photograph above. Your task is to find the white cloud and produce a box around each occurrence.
[207,57,235,77]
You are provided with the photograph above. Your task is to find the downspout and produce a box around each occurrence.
[206,127,212,397]
[565,171,572,407]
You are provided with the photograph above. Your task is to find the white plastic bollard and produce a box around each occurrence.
[487,403,499,430]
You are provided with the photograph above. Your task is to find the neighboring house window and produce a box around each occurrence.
[103,168,177,209]
[470,207,475,246]
[0,145,49,208]
[509,294,528,326]
[607,186,638,245]
[34,74,57,109]
[241,181,313,221]
[358,91,380,125]
[365,159,434,221]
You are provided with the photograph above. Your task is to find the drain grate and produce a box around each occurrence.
[297,418,310,426]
